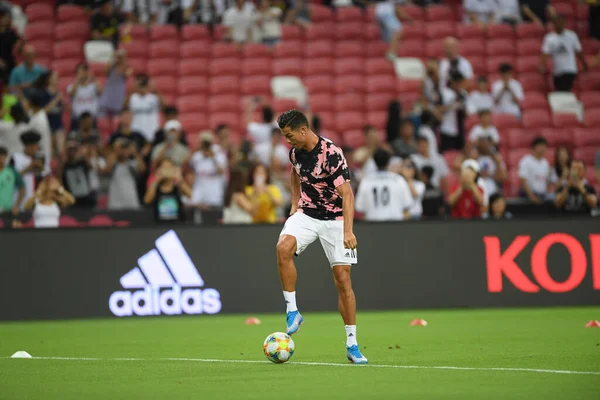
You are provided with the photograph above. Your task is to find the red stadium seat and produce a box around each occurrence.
[460,38,485,57]
[27,3,54,22]
[53,40,83,59]
[240,58,272,76]
[516,39,542,56]
[209,94,241,113]
[584,71,600,90]
[540,128,574,147]
[397,79,421,94]
[336,22,366,41]
[573,147,597,165]
[487,57,516,74]
[30,40,53,59]
[210,58,242,77]
[305,40,333,58]
[517,56,540,74]
[397,40,425,58]
[334,93,364,112]
[305,23,333,41]
[240,76,271,96]
[553,2,576,20]
[120,41,149,59]
[342,129,366,148]
[273,59,303,76]
[425,41,444,58]
[150,25,178,41]
[179,58,209,76]
[148,59,177,77]
[425,21,455,39]
[398,93,420,113]
[243,43,273,59]
[520,73,548,92]
[365,59,394,76]
[581,92,600,109]
[52,59,81,77]
[469,57,486,76]
[304,75,333,94]
[178,76,208,95]
[273,41,304,58]
[516,23,545,39]
[522,110,552,129]
[181,25,210,41]
[366,111,387,129]
[128,58,148,74]
[211,43,240,58]
[366,24,381,41]
[149,40,179,59]
[88,215,114,227]
[125,24,148,41]
[401,22,425,40]
[552,113,580,128]
[486,39,516,57]
[321,131,342,145]
[486,24,515,40]
[209,76,240,94]
[573,128,600,147]
[584,108,600,127]
[521,92,548,111]
[282,25,303,41]
[457,24,484,39]
[180,113,209,132]
[152,76,177,96]
[367,75,396,94]
[273,98,300,114]
[334,58,365,75]
[309,94,334,113]
[335,75,365,93]
[209,112,240,131]
[401,5,425,21]
[507,147,531,168]
[582,38,600,56]
[367,42,389,58]
[55,21,89,41]
[303,58,333,76]
[366,93,396,112]
[492,114,521,130]
[57,5,87,22]
[336,6,364,22]
[425,5,454,21]
[176,95,208,114]
[26,22,55,41]
[180,41,210,58]
[309,4,334,22]
[335,41,364,58]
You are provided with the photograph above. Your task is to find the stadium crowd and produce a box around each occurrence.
[0,0,599,228]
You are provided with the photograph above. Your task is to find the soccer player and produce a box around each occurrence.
[276,109,368,364]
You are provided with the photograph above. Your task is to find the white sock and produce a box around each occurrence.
[283,291,297,313]
[345,325,357,347]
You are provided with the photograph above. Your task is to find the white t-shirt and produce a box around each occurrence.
[469,124,500,143]
[375,0,406,19]
[410,152,449,189]
[254,142,288,167]
[518,154,551,195]
[129,93,160,142]
[355,171,413,221]
[467,91,494,115]
[494,0,521,23]
[478,155,504,196]
[439,57,474,89]
[492,79,524,117]
[28,110,52,170]
[190,146,228,207]
[33,199,61,228]
[407,179,426,218]
[542,30,582,75]
[418,125,439,155]
[247,121,278,145]
[10,152,51,210]
[68,82,100,118]
[440,88,459,136]
[223,4,256,43]
[463,0,496,23]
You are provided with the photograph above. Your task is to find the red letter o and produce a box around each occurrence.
[531,233,587,293]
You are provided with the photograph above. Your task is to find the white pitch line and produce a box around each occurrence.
[7,356,600,376]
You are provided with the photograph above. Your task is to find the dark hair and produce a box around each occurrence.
[224,168,248,207]
[28,91,44,108]
[76,62,89,72]
[373,149,391,170]
[531,136,548,148]
[262,106,274,123]
[271,127,281,136]
[385,100,401,142]
[248,163,272,186]
[20,130,42,145]
[477,75,488,83]
[79,111,93,121]
[215,123,228,133]
[277,109,309,130]
[311,114,321,134]
[137,74,149,86]
[32,71,52,90]
[477,109,492,117]
[553,145,572,178]
[163,105,178,115]
[420,109,435,126]
[499,63,513,73]
[449,71,465,83]
[421,165,434,180]
[489,193,507,217]
[0,146,7,156]
[416,135,429,142]
[10,103,28,124]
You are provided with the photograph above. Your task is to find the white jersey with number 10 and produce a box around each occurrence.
[355,171,413,221]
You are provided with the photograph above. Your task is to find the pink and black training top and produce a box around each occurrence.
[289,136,350,221]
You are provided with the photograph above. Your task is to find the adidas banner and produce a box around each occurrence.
[0,218,598,321]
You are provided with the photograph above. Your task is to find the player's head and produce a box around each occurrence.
[478,109,492,126]
[373,149,391,171]
[277,109,311,149]
[553,15,566,33]
[531,136,548,158]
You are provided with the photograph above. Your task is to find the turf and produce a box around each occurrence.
[1,307,599,400]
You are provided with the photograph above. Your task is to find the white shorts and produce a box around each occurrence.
[280,212,358,267]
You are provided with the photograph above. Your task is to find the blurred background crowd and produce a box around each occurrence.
[0,0,599,228]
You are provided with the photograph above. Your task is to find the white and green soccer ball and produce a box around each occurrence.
[263,332,295,363]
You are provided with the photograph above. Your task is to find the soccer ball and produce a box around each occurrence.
[263,332,295,363]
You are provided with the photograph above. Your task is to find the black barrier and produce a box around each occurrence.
[0,218,599,321]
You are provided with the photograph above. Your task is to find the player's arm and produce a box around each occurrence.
[290,168,300,215]
[336,182,357,250]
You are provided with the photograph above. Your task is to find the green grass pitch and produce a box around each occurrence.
[1,307,599,399]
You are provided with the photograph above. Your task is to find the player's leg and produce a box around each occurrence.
[277,213,319,335]
[332,265,356,326]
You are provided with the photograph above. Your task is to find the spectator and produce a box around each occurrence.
[0,103,28,155]
[392,120,418,158]
[400,158,426,219]
[144,159,192,222]
[385,100,402,143]
[67,63,101,129]
[550,145,572,187]
[215,123,236,165]
[520,0,554,27]
[449,158,484,219]
[57,140,97,208]
[189,131,228,210]
[438,37,474,90]
[108,109,149,154]
[223,0,256,46]
[356,125,393,180]
[422,59,442,110]
[18,91,52,168]
[554,160,598,214]
[468,109,500,146]
[23,175,75,228]
[30,71,64,158]
[590,1,600,40]
[0,145,24,218]
[69,112,99,144]
[541,15,587,92]
[127,74,163,142]
[494,0,522,25]
[518,136,552,204]
[223,167,253,224]
[420,165,445,217]
[492,63,523,117]
[254,127,288,167]
[411,135,449,193]
[463,0,496,26]
[355,149,412,221]
[82,136,105,206]
[286,0,311,29]
[154,0,185,26]
[374,0,412,62]
[102,137,146,210]
[256,0,282,47]
[485,192,512,219]
[245,98,277,146]
[0,8,23,84]
[245,163,282,223]
[91,0,130,47]
[151,120,189,169]
[467,76,494,116]
[152,106,188,146]
[438,72,468,152]
[119,0,157,25]
[474,136,507,197]
[98,49,130,119]
[418,109,439,156]
[8,44,46,91]
[1,83,17,122]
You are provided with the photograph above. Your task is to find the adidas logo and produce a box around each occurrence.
[348,333,354,337]
[109,230,222,317]
[345,252,350,257]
